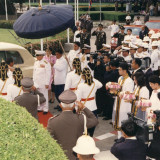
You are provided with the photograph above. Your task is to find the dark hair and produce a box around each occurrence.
[6,57,13,65]
[137,16,140,19]
[119,62,129,71]
[55,49,63,54]
[133,58,142,67]
[143,57,151,65]
[104,54,110,59]
[109,60,119,68]
[127,28,132,32]
[149,75,160,85]
[133,72,146,88]
[121,119,138,137]
[74,41,80,47]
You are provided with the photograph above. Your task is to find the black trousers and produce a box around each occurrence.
[88,110,97,137]
[54,84,65,103]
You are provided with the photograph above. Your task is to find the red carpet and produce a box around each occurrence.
[38,112,53,128]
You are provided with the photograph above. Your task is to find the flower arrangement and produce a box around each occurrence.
[106,82,121,95]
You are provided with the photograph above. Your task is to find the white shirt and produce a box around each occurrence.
[124,35,136,43]
[64,70,83,90]
[142,51,150,58]
[7,84,23,102]
[150,88,160,110]
[33,59,51,88]
[108,24,119,37]
[126,16,131,20]
[76,78,102,111]
[151,49,159,71]
[53,56,67,85]
[133,20,142,25]
[134,51,144,58]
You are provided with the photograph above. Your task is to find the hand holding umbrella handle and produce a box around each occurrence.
[59,40,72,71]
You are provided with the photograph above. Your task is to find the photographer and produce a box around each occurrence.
[111,119,147,160]
[147,116,160,160]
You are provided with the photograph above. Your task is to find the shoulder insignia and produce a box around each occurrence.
[48,114,59,121]
[44,60,48,64]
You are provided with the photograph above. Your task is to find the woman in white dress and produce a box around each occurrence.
[132,72,149,121]
[7,67,23,102]
[65,57,82,91]
[112,62,134,139]
[76,67,102,136]
[74,26,81,42]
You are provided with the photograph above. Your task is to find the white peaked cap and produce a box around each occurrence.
[151,41,159,47]
[35,50,46,55]
[148,30,155,35]
[143,36,150,42]
[151,34,159,39]
[142,43,149,48]
[73,135,100,155]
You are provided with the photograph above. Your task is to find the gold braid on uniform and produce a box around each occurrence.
[72,58,82,76]
[0,62,8,81]
[13,68,23,87]
[82,67,93,86]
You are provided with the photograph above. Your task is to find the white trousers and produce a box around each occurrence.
[37,88,48,112]
[118,131,122,139]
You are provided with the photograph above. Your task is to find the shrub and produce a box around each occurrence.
[0,98,68,160]
[0,20,15,29]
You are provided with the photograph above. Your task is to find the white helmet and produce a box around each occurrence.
[73,135,100,155]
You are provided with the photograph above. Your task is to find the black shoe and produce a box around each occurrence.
[49,99,54,103]
[109,122,113,125]
[38,110,43,112]
[43,112,48,115]
[54,105,60,109]
[98,113,104,117]
[103,117,111,120]
[58,107,62,111]
[114,138,118,142]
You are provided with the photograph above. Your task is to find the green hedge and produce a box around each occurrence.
[79,11,134,22]
[0,20,14,29]
[0,98,68,160]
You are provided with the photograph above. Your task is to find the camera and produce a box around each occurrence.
[127,112,160,144]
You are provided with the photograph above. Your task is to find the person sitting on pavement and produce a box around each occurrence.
[111,119,147,160]
[47,90,98,160]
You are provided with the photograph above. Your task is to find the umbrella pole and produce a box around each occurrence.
[39,0,43,50]
[74,0,77,24]
[5,0,8,21]
[59,40,72,71]
[77,0,78,21]
[66,0,70,43]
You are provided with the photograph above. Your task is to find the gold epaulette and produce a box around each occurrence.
[44,60,48,64]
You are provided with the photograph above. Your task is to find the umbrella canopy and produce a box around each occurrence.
[13,5,74,39]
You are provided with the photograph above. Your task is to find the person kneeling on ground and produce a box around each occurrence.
[111,119,147,160]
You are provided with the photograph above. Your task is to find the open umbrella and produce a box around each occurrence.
[13,5,74,39]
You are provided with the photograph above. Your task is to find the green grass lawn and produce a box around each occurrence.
[0,28,72,46]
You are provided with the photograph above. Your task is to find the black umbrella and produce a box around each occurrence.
[13,5,74,39]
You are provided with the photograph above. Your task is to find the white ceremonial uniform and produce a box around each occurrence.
[64,70,83,91]
[76,78,102,111]
[151,49,159,71]
[142,51,150,58]
[123,55,132,62]
[67,49,82,71]
[33,59,51,112]
[53,56,67,85]
[124,35,136,43]
[112,76,134,138]
[74,30,80,42]
[108,24,119,37]
[133,20,142,25]
[7,69,13,78]
[7,84,23,102]
[134,51,144,58]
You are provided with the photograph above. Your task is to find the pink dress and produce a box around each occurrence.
[43,55,56,90]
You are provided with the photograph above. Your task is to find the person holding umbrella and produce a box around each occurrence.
[33,50,51,114]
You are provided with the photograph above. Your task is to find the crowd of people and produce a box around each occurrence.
[0,15,160,160]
